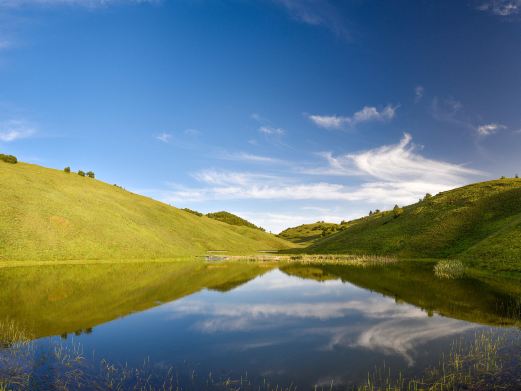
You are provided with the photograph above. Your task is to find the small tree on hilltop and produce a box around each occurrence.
[78,170,85,177]
[424,193,432,201]
[86,171,95,179]
[393,204,404,218]
[64,166,71,173]
[516,174,519,179]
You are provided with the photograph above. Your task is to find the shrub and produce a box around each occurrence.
[183,208,203,217]
[78,170,85,177]
[424,193,432,200]
[64,166,71,173]
[86,171,95,178]
[516,174,519,179]
[0,154,17,164]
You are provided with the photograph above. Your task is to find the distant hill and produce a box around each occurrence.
[0,162,293,261]
[306,179,521,271]
[278,221,345,244]
[206,211,265,231]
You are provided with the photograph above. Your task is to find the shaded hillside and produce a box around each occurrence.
[278,221,346,244]
[0,162,293,261]
[307,179,521,270]
[206,211,265,231]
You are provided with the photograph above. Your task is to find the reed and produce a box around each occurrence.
[434,260,466,279]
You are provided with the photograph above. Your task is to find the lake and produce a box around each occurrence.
[1,260,520,389]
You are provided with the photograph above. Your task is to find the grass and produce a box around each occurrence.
[0,162,294,261]
[221,254,398,268]
[303,179,521,274]
[356,330,518,391]
[1,322,519,390]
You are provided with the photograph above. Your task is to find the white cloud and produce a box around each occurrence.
[414,85,424,102]
[308,104,397,129]
[273,0,350,39]
[476,123,506,137]
[219,151,283,164]
[477,0,521,16]
[259,126,285,135]
[142,134,482,232]
[0,120,36,142]
[156,132,172,143]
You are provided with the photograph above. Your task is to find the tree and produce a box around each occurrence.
[393,204,404,218]
[424,193,432,201]
[369,210,373,216]
[64,166,71,173]
[0,154,17,164]
[86,171,95,178]
[500,176,506,179]
[78,170,85,177]
[516,174,519,179]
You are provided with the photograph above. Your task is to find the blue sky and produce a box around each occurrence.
[1,0,521,232]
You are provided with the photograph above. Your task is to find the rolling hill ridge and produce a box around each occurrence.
[0,162,293,261]
[305,179,521,271]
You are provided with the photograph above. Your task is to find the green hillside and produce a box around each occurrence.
[0,162,293,261]
[278,221,344,244]
[306,179,521,271]
[206,211,265,231]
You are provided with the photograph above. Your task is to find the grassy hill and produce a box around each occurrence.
[306,179,521,272]
[0,162,293,261]
[278,221,344,244]
[206,211,265,231]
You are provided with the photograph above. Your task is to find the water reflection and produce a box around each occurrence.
[161,270,479,366]
[1,260,520,388]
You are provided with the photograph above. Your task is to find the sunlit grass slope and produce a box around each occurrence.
[0,162,293,261]
[307,179,521,270]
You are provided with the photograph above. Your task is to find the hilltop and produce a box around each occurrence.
[305,179,521,273]
[278,221,346,244]
[206,211,265,231]
[0,162,293,262]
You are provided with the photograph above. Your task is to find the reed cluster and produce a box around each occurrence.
[433,260,466,279]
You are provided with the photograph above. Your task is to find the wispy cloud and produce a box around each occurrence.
[476,0,521,16]
[414,85,424,103]
[259,126,285,136]
[476,123,506,137]
[273,0,350,39]
[0,119,36,142]
[152,134,482,210]
[156,132,172,143]
[0,0,158,8]
[308,104,397,130]
[219,151,284,164]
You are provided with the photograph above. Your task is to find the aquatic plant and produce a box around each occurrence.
[434,260,466,279]
[215,254,398,268]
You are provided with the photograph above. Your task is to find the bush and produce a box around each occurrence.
[183,208,203,217]
[0,154,17,164]
[64,166,71,173]
[78,170,85,177]
[424,193,432,200]
[86,171,95,179]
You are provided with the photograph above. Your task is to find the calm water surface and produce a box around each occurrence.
[1,261,520,389]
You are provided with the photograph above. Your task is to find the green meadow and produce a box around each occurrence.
[0,162,294,262]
